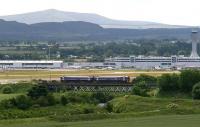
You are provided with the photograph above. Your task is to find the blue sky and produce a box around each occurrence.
[0,0,200,25]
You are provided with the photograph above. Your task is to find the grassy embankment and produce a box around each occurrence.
[0,94,199,125]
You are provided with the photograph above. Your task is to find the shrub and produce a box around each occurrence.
[132,81,149,97]
[60,96,68,105]
[10,82,33,93]
[27,85,48,99]
[111,101,127,113]
[46,94,56,106]
[2,86,13,94]
[106,102,113,112]
[65,92,93,104]
[180,69,200,92]
[83,107,95,114]
[192,82,200,99]
[32,104,40,108]
[91,92,114,103]
[36,96,49,107]
[66,93,85,103]
[158,74,180,93]
[0,98,15,109]
[14,95,32,110]
[34,94,56,107]
[134,74,157,85]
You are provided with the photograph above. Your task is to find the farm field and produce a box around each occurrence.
[0,114,200,127]
[0,69,179,83]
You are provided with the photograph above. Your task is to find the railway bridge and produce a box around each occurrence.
[47,83,133,92]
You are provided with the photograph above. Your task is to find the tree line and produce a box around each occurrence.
[0,39,197,61]
[132,70,200,99]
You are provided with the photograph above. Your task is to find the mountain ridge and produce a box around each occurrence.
[0,19,193,41]
[0,9,189,29]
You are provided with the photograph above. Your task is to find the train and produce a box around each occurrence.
[60,76,131,84]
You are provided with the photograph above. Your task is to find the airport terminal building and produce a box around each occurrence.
[105,55,200,69]
[105,30,200,69]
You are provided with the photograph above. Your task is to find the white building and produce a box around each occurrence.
[105,30,200,70]
[105,56,200,69]
[65,62,105,69]
[0,60,63,69]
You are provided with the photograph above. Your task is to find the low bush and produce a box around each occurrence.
[2,86,13,94]
[91,92,114,103]
[36,96,49,107]
[46,94,56,106]
[0,98,15,109]
[158,74,180,93]
[34,94,56,107]
[180,69,200,93]
[192,82,200,99]
[64,92,92,104]
[132,81,149,97]
[27,85,48,99]
[14,95,32,110]
[60,95,68,105]
[0,82,34,94]
[134,74,157,85]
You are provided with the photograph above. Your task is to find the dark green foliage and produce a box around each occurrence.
[192,82,200,99]
[0,82,33,93]
[27,85,48,99]
[91,92,114,103]
[158,74,180,93]
[132,81,149,97]
[65,92,93,104]
[0,95,32,110]
[34,94,56,107]
[134,74,157,85]
[1,94,57,109]
[11,82,33,93]
[36,96,49,107]
[59,92,114,105]
[60,95,68,105]
[0,98,15,109]
[13,95,32,110]
[46,94,56,106]
[2,86,13,94]
[0,104,97,120]
[0,39,193,61]
[106,102,113,112]
[83,107,95,114]
[180,70,200,92]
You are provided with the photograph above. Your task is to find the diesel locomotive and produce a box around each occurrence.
[60,76,131,85]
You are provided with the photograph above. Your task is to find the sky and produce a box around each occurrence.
[0,0,200,26]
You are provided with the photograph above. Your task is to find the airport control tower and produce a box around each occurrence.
[190,29,199,57]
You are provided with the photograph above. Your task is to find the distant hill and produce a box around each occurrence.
[0,19,194,41]
[0,9,188,29]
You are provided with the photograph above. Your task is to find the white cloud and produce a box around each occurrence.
[0,0,200,25]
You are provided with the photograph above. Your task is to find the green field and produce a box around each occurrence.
[0,114,200,127]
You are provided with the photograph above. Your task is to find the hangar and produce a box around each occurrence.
[0,60,63,69]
